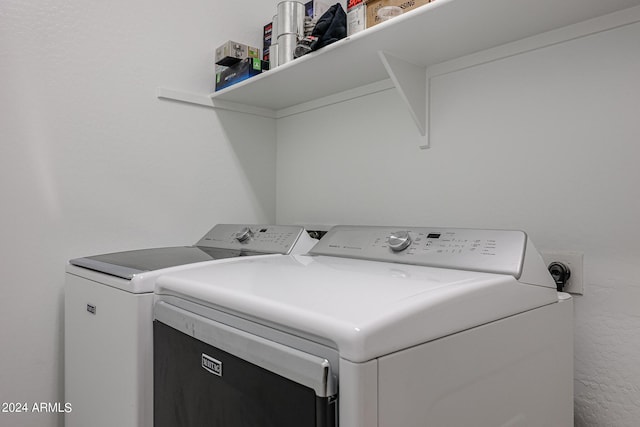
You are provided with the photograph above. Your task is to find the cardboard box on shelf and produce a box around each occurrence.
[215,57,269,92]
[215,40,261,67]
[365,0,431,28]
[347,0,367,35]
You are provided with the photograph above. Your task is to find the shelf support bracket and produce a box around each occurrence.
[378,51,429,149]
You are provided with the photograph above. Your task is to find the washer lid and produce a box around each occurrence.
[69,246,250,280]
[155,254,559,363]
[68,223,317,280]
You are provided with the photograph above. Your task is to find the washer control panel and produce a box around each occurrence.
[309,226,527,277]
[195,224,308,254]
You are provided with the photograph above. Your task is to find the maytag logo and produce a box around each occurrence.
[201,353,222,376]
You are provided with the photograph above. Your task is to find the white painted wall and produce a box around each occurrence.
[0,1,279,426]
[2,0,639,425]
[277,21,640,427]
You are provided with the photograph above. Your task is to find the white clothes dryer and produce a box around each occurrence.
[153,225,573,427]
[64,224,316,427]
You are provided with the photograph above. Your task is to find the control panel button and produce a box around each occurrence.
[388,231,412,252]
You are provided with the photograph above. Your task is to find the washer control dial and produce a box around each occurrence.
[235,227,253,242]
[388,231,412,252]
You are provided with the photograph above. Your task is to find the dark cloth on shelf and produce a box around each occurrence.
[310,3,347,51]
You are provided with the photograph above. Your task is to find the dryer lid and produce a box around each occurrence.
[155,226,558,362]
[155,252,559,363]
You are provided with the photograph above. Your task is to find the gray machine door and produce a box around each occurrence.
[154,302,337,427]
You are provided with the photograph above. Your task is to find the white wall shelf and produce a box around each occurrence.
[157,0,640,149]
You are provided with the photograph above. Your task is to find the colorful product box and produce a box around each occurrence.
[305,1,314,17]
[215,57,269,92]
[263,23,273,62]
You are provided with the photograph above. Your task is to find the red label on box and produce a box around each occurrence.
[348,0,365,10]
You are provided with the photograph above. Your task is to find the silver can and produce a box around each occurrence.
[270,43,279,69]
[272,14,279,40]
[277,33,297,65]
[276,1,305,39]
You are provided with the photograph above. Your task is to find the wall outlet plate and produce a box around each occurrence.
[540,251,584,295]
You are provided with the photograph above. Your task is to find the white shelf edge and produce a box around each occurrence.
[210,99,277,119]
[157,80,397,120]
[156,87,278,118]
[275,80,395,119]
[428,3,640,78]
[157,87,213,107]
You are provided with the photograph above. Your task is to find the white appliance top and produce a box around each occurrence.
[66,224,316,293]
[155,226,558,362]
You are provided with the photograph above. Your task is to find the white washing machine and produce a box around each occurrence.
[153,225,573,427]
[64,224,316,427]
